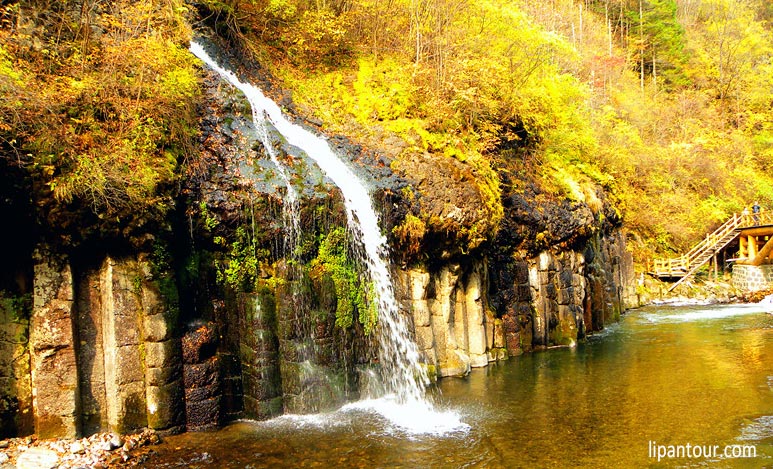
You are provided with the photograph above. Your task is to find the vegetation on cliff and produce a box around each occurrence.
[196,0,773,261]
[0,0,198,246]
[1,0,773,264]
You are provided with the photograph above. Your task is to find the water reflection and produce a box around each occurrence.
[151,304,773,468]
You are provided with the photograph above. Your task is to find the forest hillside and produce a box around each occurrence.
[2,0,773,265]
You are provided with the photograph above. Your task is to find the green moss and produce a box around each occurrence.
[149,241,180,321]
[199,201,219,232]
[217,226,260,292]
[421,363,437,383]
[0,291,31,346]
[309,227,377,334]
[392,213,426,255]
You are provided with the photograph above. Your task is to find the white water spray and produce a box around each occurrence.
[190,42,465,432]
[198,44,300,251]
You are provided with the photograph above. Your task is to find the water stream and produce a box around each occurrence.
[189,42,461,432]
[150,302,773,467]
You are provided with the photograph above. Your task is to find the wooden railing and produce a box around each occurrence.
[651,208,773,290]
[738,210,773,228]
[651,256,689,276]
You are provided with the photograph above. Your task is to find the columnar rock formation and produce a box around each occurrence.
[0,39,636,440]
[397,230,634,377]
[8,252,185,438]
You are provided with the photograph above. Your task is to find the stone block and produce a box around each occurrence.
[409,269,430,300]
[545,282,557,300]
[557,286,572,306]
[469,353,488,368]
[516,284,532,301]
[414,325,435,351]
[144,314,172,343]
[31,250,79,439]
[186,396,221,431]
[185,382,220,403]
[113,381,148,433]
[183,357,220,389]
[16,447,59,469]
[242,371,280,402]
[467,322,486,356]
[116,345,144,386]
[412,302,431,327]
[141,281,165,318]
[146,365,182,387]
[243,395,282,421]
[532,309,547,346]
[430,314,448,363]
[452,299,467,348]
[146,381,184,430]
[502,313,518,334]
[182,323,218,364]
[505,331,522,356]
[439,349,470,377]
[145,340,180,369]
[485,315,494,350]
[538,252,554,271]
[112,311,141,347]
[514,262,530,285]
[493,318,505,348]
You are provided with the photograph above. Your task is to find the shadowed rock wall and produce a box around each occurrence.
[398,229,634,376]
[11,251,186,439]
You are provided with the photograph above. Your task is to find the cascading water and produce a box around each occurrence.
[190,41,465,433]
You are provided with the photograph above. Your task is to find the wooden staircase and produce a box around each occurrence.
[650,213,745,292]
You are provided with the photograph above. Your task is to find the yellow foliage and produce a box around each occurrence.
[0,0,198,218]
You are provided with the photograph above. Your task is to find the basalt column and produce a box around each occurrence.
[30,248,79,439]
[401,260,495,378]
[29,252,185,438]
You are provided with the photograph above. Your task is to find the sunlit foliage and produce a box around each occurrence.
[216,0,773,260]
[0,0,198,219]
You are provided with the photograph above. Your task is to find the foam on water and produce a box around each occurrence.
[738,415,773,442]
[341,397,470,436]
[639,303,768,324]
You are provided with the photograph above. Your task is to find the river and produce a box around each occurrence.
[149,303,773,468]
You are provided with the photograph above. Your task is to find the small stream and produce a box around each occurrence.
[149,303,773,468]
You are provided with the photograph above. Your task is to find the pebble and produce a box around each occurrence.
[0,428,161,468]
[108,434,123,450]
[69,441,85,454]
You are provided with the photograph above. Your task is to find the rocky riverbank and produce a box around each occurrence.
[0,429,162,469]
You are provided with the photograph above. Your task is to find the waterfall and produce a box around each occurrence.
[199,45,301,255]
[190,42,465,432]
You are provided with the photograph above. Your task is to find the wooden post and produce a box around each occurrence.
[749,235,758,259]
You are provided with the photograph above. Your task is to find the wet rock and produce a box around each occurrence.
[440,349,471,377]
[182,323,218,364]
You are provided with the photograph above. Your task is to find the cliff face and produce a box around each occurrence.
[0,40,635,439]
[394,229,634,378]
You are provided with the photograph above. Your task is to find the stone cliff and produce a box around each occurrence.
[0,38,635,439]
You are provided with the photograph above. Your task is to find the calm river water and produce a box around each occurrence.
[151,303,773,468]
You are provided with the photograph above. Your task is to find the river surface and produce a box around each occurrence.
[150,303,773,468]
